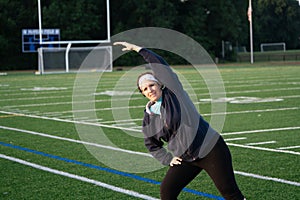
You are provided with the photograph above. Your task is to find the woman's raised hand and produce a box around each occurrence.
[113,42,142,52]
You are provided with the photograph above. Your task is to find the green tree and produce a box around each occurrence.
[234,1,251,50]
[111,0,177,33]
[1,0,299,70]
[110,0,244,62]
[0,0,37,70]
[42,0,107,40]
[173,1,207,48]
[199,0,243,59]
[110,0,178,65]
[255,0,300,49]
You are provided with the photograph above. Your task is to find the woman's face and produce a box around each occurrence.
[140,81,162,102]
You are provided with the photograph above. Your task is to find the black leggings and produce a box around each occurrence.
[160,137,245,200]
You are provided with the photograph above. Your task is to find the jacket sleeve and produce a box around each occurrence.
[144,136,173,166]
[138,48,184,95]
[142,112,174,166]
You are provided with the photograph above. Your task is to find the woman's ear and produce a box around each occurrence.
[138,88,146,97]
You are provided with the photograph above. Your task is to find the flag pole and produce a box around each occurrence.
[248,0,254,64]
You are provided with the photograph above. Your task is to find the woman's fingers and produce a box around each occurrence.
[113,42,141,52]
[170,157,182,166]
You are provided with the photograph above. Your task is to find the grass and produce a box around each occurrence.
[0,63,299,199]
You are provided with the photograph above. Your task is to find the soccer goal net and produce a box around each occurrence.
[260,42,286,52]
[38,45,112,74]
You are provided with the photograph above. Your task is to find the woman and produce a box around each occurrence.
[114,42,245,200]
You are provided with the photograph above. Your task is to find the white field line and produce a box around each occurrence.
[225,87,300,95]
[1,109,300,136]
[5,73,300,88]
[45,105,300,118]
[277,145,300,150]
[2,70,299,96]
[234,170,300,187]
[224,137,247,141]
[245,140,276,146]
[80,119,103,122]
[246,141,277,146]
[1,110,300,156]
[2,73,299,104]
[227,142,300,156]
[224,80,300,87]
[112,122,137,126]
[0,154,159,200]
[221,75,300,82]
[0,125,299,187]
[101,118,141,124]
[0,95,68,102]
[222,126,300,136]
[2,78,299,98]
[0,125,151,158]
[2,98,143,109]
[1,79,299,99]
[2,93,300,110]
[2,85,300,108]
[197,94,300,105]
[0,110,140,132]
[201,106,299,117]
[0,94,142,102]
[40,106,299,124]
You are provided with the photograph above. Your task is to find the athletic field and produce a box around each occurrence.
[0,63,299,199]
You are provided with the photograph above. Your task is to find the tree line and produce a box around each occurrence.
[1,0,300,70]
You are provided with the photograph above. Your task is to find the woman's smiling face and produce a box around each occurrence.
[140,81,162,102]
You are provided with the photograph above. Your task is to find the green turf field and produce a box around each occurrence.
[0,63,299,199]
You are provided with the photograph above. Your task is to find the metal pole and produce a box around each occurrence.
[222,40,225,59]
[248,0,254,64]
[106,0,111,42]
[65,43,72,73]
[37,0,43,44]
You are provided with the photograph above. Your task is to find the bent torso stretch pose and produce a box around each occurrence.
[114,42,246,200]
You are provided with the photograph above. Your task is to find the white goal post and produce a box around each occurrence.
[260,42,286,52]
[36,0,112,74]
[38,46,112,74]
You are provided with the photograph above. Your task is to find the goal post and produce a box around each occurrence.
[36,0,112,74]
[260,42,286,52]
[38,45,112,74]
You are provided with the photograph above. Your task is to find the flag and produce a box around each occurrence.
[247,1,252,22]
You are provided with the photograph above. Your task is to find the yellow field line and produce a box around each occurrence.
[0,114,21,118]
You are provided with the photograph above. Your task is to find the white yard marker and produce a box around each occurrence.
[0,110,299,157]
[223,126,300,136]
[277,145,300,150]
[20,87,67,91]
[246,141,277,146]
[224,137,247,141]
[0,125,152,158]
[0,154,159,200]
[235,170,300,187]
[0,124,299,187]
[227,142,300,156]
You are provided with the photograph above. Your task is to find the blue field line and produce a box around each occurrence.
[0,141,223,200]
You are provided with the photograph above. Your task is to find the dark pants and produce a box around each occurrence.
[160,137,245,200]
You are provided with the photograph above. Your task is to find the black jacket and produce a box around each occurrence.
[139,48,220,166]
